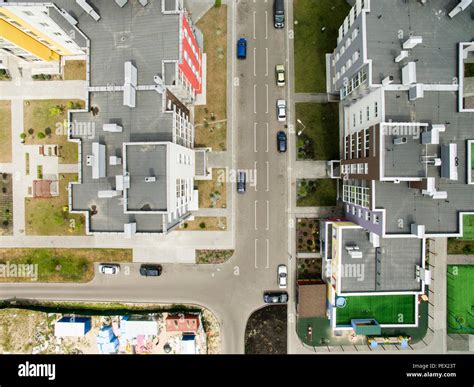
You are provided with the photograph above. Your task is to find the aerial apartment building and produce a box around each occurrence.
[322,0,474,333]
[3,0,204,236]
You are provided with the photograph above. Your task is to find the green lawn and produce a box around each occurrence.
[336,295,416,326]
[462,214,474,240]
[0,248,132,282]
[447,265,474,334]
[296,179,337,207]
[295,103,339,161]
[25,173,85,235]
[294,0,350,92]
[0,101,11,163]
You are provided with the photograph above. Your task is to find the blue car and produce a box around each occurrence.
[277,131,287,153]
[237,38,247,59]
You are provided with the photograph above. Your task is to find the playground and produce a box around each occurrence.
[335,295,416,326]
[447,265,474,334]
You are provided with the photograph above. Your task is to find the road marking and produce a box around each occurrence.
[254,161,258,191]
[265,47,268,76]
[266,200,270,230]
[253,47,256,76]
[266,239,270,269]
[233,77,239,87]
[253,84,257,114]
[254,122,257,153]
[266,123,269,152]
[254,200,258,230]
[265,11,268,39]
[266,161,270,192]
[253,11,256,39]
[265,84,269,114]
[254,239,258,269]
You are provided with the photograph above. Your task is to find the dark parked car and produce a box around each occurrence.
[263,291,288,304]
[237,171,246,193]
[273,0,285,28]
[237,38,247,59]
[277,131,287,153]
[140,264,162,277]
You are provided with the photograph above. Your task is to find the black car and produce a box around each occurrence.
[277,131,287,153]
[263,291,288,304]
[140,264,162,277]
[237,171,246,193]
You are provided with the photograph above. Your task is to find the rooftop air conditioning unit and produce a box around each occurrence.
[393,137,408,145]
[382,75,394,86]
[145,176,156,183]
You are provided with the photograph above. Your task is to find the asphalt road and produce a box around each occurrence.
[0,0,294,355]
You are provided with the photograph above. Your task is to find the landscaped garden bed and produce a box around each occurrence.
[296,179,337,207]
[197,168,227,208]
[0,173,13,236]
[296,218,320,253]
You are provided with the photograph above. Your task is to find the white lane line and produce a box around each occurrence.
[254,161,258,192]
[253,47,257,76]
[265,84,269,114]
[266,122,269,153]
[265,11,268,39]
[253,84,257,114]
[254,200,258,230]
[265,47,268,76]
[266,200,270,230]
[254,122,257,153]
[266,239,270,269]
[253,11,256,39]
[266,161,269,192]
[254,238,258,269]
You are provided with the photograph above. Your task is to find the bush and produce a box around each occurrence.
[49,105,64,117]
[20,132,27,141]
[28,128,34,135]
[214,0,222,7]
[44,127,52,136]
[37,132,46,139]
[199,222,206,229]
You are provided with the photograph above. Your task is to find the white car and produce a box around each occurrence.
[99,264,120,275]
[276,99,286,122]
[278,264,287,289]
[275,64,285,87]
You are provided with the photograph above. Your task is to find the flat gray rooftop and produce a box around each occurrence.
[378,90,474,235]
[21,0,180,86]
[125,143,167,212]
[340,228,422,293]
[367,0,473,85]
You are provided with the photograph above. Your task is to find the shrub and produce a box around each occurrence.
[214,0,221,7]
[37,132,46,139]
[20,132,27,141]
[199,222,206,229]
[44,127,52,136]
[28,128,34,135]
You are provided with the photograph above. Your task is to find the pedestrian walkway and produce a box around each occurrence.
[293,93,329,103]
[10,100,25,236]
[447,254,474,264]
[292,160,328,179]
[58,164,79,173]
[0,80,88,101]
[207,151,228,168]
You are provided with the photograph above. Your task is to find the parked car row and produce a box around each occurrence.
[263,264,288,304]
[98,263,162,277]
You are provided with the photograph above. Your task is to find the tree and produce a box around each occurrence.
[44,127,52,136]
[19,132,26,141]
[37,132,46,139]
[28,128,34,136]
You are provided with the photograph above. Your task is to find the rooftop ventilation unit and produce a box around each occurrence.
[402,62,417,85]
[403,36,423,50]
[395,50,409,63]
[393,137,408,145]
[382,75,394,86]
[409,84,424,101]
[448,0,472,18]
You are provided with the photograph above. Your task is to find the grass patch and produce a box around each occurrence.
[295,102,339,160]
[0,101,11,163]
[447,239,474,255]
[294,0,350,92]
[63,60,87,81]
[465,63,474,78]
[336,295,415,326]
[180,217,226,231]
[197,168,227,208]
[194,5,227,151]
[461,214,474,240]
[196,249,234,264]
[447,265,474,333]
[25,173,85,235]
[23,99,85,164]
[296,179,337,207]
[0,248,132,283]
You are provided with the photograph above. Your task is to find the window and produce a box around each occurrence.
[352,28,359,40]
[359,110,362,125]
[366,106,370,122]
[365,212,371,222]
[39,22,49,27]
[23,11,34,16]
[352,114,356,128]
[374,102,378,118]
[352,50,359,62]
[357,208,362,218]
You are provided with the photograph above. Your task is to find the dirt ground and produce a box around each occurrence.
[245,305,287,354]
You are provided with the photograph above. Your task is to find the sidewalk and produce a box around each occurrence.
[294,93,329,103]
[0,80,88,101]
[11,100,25,236]
[292,160,328,179]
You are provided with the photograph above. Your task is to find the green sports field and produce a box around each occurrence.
[447,265,474,334]
[336,295,415,326]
